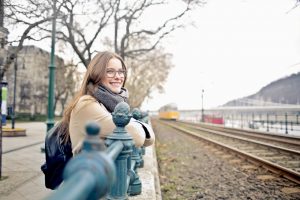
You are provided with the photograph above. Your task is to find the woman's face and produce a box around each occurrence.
[101,58,125,93]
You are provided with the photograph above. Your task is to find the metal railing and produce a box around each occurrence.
[46,102,145,200]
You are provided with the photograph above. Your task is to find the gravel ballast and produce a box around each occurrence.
[152,120,300,200]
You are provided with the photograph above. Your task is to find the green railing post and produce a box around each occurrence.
[105,102,134,200]
[128,146,142,195]
[132,108,145,166]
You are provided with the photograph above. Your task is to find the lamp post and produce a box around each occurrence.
[46,0,57,132]
[201,89,204,122]
[11,54,17,129]
[41,0,57,153]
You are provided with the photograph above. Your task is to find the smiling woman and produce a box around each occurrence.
[101,58,127,94]
[57,51,155,156]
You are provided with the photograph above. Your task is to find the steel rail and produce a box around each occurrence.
[178,123,300,155]
[177,120,300,150]
[157,119,300,185]
[178,119,300,146]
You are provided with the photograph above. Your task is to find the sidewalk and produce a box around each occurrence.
[0,122,161,200]
[0,122,52,200]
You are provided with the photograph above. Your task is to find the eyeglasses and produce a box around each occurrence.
[106,69,126,78]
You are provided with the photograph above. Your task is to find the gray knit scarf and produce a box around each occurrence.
[94,85,128,113]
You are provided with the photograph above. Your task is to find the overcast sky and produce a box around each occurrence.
[12,0,300,111]
[141,0,300,111]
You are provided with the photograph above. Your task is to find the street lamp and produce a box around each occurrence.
[11,54,17,129]
[201,89,204,122]
[46,0,57,132]
[41,0,57,153]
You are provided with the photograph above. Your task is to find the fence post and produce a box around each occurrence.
[128,108,144,194]
[241,113,243,129]
[285,113,288,134]
[132,108,145,167]
[266,113,269,132]
[128,146,142,195]
[105,102,134,200]
[141,111,149,124]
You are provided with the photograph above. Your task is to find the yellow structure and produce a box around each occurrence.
[158,103,179,120]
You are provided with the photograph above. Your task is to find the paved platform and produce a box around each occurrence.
[0,122,161,200]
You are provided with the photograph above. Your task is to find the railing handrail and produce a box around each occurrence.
[46,102,144,200]
[47,170,96,200]
[106,141,124,160]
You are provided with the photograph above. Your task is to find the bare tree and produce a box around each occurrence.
[53,0,202,108]
[109,34,175,107]
[125,47,174,107]
[51,0,202,65]
[107,0,203,107]
[52,0,116,66]
[112,0,203,60]
[3,0,64,75]
[5,0,205,109]
[285,1,299,13]
[5,0,83,115]
[54,61,81,115]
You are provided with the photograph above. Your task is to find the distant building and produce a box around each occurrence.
[6,45,65,115]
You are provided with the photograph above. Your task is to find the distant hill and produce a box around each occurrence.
[223,72,300,107]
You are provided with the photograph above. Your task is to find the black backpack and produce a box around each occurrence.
[41,122,73,190]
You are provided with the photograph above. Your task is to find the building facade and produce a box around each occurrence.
[6,45,65,116]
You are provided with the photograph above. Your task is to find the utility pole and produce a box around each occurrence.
[201,89,204,122]
[0,0,8,178]
[12,55,17,129]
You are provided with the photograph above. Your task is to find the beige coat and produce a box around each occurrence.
[69,95,155,154]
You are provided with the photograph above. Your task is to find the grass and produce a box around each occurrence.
[4,116,62,124]
[0,176,9,181]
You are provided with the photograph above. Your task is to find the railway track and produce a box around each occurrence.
[177,120,300,151]
[156,119,300,184]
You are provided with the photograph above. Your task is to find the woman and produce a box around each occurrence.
[59,51,155,154]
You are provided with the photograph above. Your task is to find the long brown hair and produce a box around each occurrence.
[59,51,127,142]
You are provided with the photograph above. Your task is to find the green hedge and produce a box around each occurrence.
[6,113,62,122]
[8,112,46,121]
